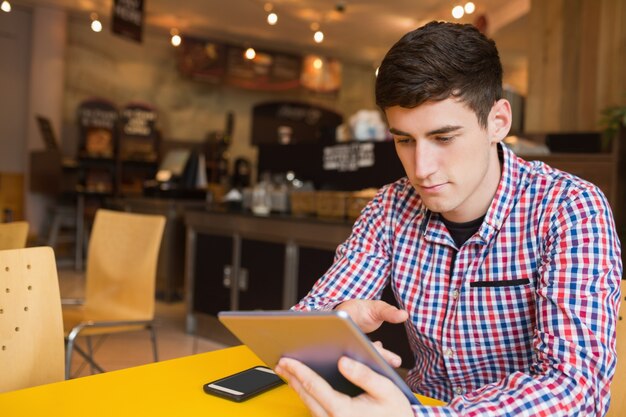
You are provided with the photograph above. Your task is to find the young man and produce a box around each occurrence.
[275,21,623,416]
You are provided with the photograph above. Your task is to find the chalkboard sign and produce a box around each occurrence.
[251,101,343,145]
[77,98,118,158]
[118,102,159,161]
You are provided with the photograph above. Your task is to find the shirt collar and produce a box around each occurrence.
[477,143,524,242]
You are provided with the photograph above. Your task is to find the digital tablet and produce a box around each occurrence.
[218,310,420,406]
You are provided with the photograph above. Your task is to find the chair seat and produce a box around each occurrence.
[63,305,153,337]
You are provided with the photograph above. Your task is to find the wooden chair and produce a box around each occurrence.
[607,279,626,416]
[63,209,165,379]
[0,246,64,392]
[0,221,29,250]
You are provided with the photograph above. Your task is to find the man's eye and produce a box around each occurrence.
[394,137,413,144]
[436,136,453,143]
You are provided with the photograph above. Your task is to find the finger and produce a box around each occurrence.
[277,358,348,417]
[337,356,409,404]
[372,341,402,368]
[372,301,409,324]
[275,362,329,417]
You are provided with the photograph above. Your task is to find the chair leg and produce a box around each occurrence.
[65,335,75,380]
[86,336,96,375]
[73,344,105,374]
[149,324,159,362]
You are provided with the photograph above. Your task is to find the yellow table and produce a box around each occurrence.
[0,345,445,416]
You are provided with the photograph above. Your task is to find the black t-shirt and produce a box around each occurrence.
[441,215,485,248]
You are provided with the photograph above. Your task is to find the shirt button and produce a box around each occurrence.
[452,289,459,299]
[454,386,464,395]
[445,348,455,358]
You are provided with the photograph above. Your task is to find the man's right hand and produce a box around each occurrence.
[335,299,409,334]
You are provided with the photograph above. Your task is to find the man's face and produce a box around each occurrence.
[385,98,510,223]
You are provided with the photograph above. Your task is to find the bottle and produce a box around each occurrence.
[251,172,272,216]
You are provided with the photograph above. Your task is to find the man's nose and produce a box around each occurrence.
[414,141,437,180]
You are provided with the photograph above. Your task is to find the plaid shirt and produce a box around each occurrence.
[293,144,622,416]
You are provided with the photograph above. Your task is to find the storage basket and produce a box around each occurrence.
[347,188,378,219]
[315,191,349,218]
[290,191,317,216]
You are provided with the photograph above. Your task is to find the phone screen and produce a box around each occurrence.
[203,366,284,402]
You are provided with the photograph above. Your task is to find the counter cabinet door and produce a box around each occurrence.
[193,233,233,315]
[237,238,285,311]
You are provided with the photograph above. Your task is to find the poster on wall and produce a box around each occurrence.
[225,48,301,91]
[178,37,227,83]
[111,0,144,43]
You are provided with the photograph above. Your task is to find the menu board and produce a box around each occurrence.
[177,38,330,92]
[118,102,158,161]
[77,98,119,158]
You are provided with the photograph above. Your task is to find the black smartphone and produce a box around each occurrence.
[203,366,285,402]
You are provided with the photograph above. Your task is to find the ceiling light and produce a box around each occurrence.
[452,5,464,19]
[244,47,256,60]
[1,1,11,13]
[90,13,102,32]
[267,12,278,25]
[170,28,182,47]
[464,2,475,14]
[313,58,323,69]
[313,30,324,43]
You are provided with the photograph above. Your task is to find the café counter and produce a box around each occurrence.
[184,207,417,367]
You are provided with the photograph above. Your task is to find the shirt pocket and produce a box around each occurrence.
[459,278,536,371]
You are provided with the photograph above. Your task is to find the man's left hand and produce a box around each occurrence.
[275,356,414,417]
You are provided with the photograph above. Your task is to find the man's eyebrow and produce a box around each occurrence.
[388,125,463,137]
[426,125,463,136]
[388,127,411,136]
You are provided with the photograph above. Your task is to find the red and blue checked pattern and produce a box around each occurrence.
[293,144,622,416]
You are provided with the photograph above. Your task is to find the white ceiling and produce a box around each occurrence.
[10,0,529,66]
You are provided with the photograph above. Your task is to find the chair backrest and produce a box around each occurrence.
[84,209,165,321]
[0,246,64,392]
[0,221,29,250]
[608,279,626,417]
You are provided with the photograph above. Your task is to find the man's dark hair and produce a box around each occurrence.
[375,21,503,128]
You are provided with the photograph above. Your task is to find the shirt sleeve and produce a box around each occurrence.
[292,186,395,311]
[411,186,622,417]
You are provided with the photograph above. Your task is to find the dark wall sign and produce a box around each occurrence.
[251,101,343,145]
[112,0,144,43]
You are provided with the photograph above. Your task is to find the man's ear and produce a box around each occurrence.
[488,99,512,144]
